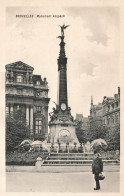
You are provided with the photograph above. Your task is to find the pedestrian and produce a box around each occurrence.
[92,152,103,190]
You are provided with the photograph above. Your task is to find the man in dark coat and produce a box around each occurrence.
[92,152,103,190]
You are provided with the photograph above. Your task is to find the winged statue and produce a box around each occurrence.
[59,24,70,36]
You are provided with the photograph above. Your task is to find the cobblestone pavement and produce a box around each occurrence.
[6,172,120,192]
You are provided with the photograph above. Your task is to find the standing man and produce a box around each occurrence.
[92,152,103,190]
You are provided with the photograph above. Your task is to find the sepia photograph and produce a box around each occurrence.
[0,2,123,194]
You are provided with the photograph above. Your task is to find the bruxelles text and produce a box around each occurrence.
[16,15,65,18]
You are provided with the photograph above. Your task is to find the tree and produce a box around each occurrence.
[6,111,29,152]
[89,120,120,150]
[89,121,108,142]
[76,121,90,143]
[105,124,120,150]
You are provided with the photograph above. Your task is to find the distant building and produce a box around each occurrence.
[102,87,120,130]
[76,114,83,122]
[88,97,103,126]
[5,61,50,140]
[88,87,120,130]
[75,114,90,131]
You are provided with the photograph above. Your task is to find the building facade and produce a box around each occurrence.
[5,61,50,141]
[88,87,120,131]
[102,87,120,130]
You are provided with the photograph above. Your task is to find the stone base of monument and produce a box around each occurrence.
[49,123,80,144]
[50,142,81,153]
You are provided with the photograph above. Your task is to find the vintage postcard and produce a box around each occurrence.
[0,0,124,196]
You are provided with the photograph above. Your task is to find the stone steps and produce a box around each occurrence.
[42,153,119,166]
[43,159,118,165]
[50,153,93,156]
[48,157,93,160]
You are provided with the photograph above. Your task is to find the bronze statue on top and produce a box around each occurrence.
[59,24,70,37]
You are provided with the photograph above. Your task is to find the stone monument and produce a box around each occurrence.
[49,25,79,148]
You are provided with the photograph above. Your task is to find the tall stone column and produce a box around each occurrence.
[17,105,20,110]
[57,72,60,105]
[30,106,33,135]
[44,106,48,136]
[10,105,13,113]
[57,36,68,108]
[26,105,29,126]
[6,106,9,114]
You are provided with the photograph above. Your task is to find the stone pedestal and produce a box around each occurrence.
[49,109,79,147]
[50,124,79,145]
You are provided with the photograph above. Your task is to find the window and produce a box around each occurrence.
[35,120,42,134]
[36,106,41,112]
[36,81,40,85]
[17,75,23,83]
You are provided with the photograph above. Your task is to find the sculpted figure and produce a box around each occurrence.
[59,24,69,36]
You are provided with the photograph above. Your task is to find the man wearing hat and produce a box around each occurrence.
[92,152,103,190]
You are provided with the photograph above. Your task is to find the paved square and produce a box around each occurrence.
[6,172,120,192]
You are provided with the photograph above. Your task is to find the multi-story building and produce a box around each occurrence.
[74,88,120,142]
[5,61,50,141]
[102,87,120,130]
[88,87,120,131]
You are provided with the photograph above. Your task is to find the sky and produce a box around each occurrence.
[5,7,120,118]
